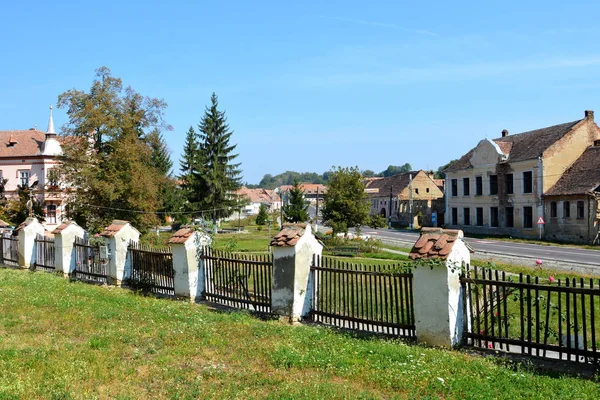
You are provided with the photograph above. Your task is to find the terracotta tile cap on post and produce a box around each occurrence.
[270,226,304,247]
[53,221,73,234]
[409,228,464,260]
[14,217,37,233]
[100,220,130,237]
[168,227,195,244]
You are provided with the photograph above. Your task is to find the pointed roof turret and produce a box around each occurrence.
[42,105,62,156]
[46,105,56,136]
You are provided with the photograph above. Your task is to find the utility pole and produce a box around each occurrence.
[408,174,414,229]
[388,185,393,229]
[315,187,319,228]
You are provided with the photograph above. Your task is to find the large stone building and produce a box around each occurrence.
[365,170,445,227]
[0,106,65,230]
[444,110,600,243]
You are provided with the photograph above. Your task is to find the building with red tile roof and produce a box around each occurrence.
[233,187,281,217]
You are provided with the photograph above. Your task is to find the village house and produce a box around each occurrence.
[0,106,65,230]
[233,186,281,217]
[364,170,445,227]
[444,110,600,243]
[278,183,327,206]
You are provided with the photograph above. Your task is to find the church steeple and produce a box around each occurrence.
[46,105,56,137]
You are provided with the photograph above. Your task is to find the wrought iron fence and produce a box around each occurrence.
[461,264,600,364]
[1,233,19,267]
[202,247,272,312]
[34,233,55,272]
[128,242,174,296]
[309,255,415,338]
[72,237,108,284]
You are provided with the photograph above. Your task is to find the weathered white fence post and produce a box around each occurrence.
[409,228,471,348]
[16,217,45,269]
[54,221,86,277]
[270,224,322,323]
[101,220,140,285]
[170,227,212,302]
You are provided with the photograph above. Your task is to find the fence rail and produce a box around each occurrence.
[202,247,272,312]
[72,237,108,284]
[34,234,55,272]
[1,233,19,267]
[310,256,415,338]
[128,242,174,296]
[461,265,600,364]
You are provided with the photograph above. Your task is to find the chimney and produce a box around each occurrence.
[501,129,509,137]
[585,110,594,121]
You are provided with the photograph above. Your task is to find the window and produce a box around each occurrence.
[505,207,514,228]
[563,201,571,218]
[489,175,498,195]
[490,207,499,227]
[426,188,429,193]
[19,170,30,187]
[476,207,483,226]
[415,188,419,194]
[463,178,470,196]
[523,171,533,193]
[451,179,458,196]
[46,205,57,224]
[505,174,514,194]
[475,176,483,196]
[463,208,471,225]
[550,201,557,218]
[577,201,584,219]
[523,206,533,228]
[452,208,458,225]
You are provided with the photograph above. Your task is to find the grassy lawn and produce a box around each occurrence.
[1,268,599,399]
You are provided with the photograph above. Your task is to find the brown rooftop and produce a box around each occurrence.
[409,228,464,260]
[100,220,130,237]
[168,227,195,244]
[53,221,74,234]
[270,226,305,247]
[545,146,600,196]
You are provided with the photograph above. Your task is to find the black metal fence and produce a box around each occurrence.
[461,265,600,364]
[1,233,19,267]
[202,247,272,312]
[34,234,55,272]
[72,237,109,284]
[309,256,415,338]
[128,242,174,296]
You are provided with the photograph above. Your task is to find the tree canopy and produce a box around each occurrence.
[321,166,370,235]
[57,66,172,233]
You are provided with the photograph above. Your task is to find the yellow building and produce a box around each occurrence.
[444,110,600,241]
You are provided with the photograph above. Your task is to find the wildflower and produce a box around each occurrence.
[480,330,485,335]
[494,311,499,317]
[535,259,543,266]
[488,343,493,349]
[549,276,556,283]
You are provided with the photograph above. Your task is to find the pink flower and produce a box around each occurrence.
[488,343,493,349]
[494,311,499,317]
[480,330,485,335]
[548,276,556,283]
[535,259,543,265]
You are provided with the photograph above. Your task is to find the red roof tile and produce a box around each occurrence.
[168,227,195,244]
[100,220,130,237]
[270,225,305,247]
[409,228,464,260]
[53,221,73,234]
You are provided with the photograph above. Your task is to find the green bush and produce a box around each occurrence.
[367,214,387,228]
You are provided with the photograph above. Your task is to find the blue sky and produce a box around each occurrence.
[2,1,600,184]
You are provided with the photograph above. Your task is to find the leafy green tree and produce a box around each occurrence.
[379,163,412,177]
[435,159,458,179]
[256,204,269,225]
[321,166,370,235]
[57,66,170,233]
[361,169,376,177]
[196,93,242,224]
[283,180,309,223]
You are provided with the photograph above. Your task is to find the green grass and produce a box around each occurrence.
[1,268,600,399]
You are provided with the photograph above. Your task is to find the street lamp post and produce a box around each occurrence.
[388,185,393,229]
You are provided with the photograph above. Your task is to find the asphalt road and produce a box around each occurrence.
[359,228,600,266]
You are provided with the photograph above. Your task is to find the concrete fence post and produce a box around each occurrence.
[54,221,86,277]
[270,224,322,322]
[101,220,140,285]
[170,227,212,302]
[409,228,471,348]
[16,217,45,269]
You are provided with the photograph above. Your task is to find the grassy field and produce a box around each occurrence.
[1,268,599,399]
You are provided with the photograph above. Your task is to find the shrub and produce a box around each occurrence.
[367,214,387,229]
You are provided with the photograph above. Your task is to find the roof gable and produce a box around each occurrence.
[544,146,600,196]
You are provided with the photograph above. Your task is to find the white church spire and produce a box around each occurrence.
[47,105,55,134]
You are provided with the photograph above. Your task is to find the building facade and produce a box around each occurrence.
[444,110,600,242]
[365,170,445,227]
[0,106,65,230]
[233,187,281,217]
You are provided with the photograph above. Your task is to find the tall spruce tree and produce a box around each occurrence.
[178,126,203,212]
[197,93,242,223]
[283,180,309,223]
